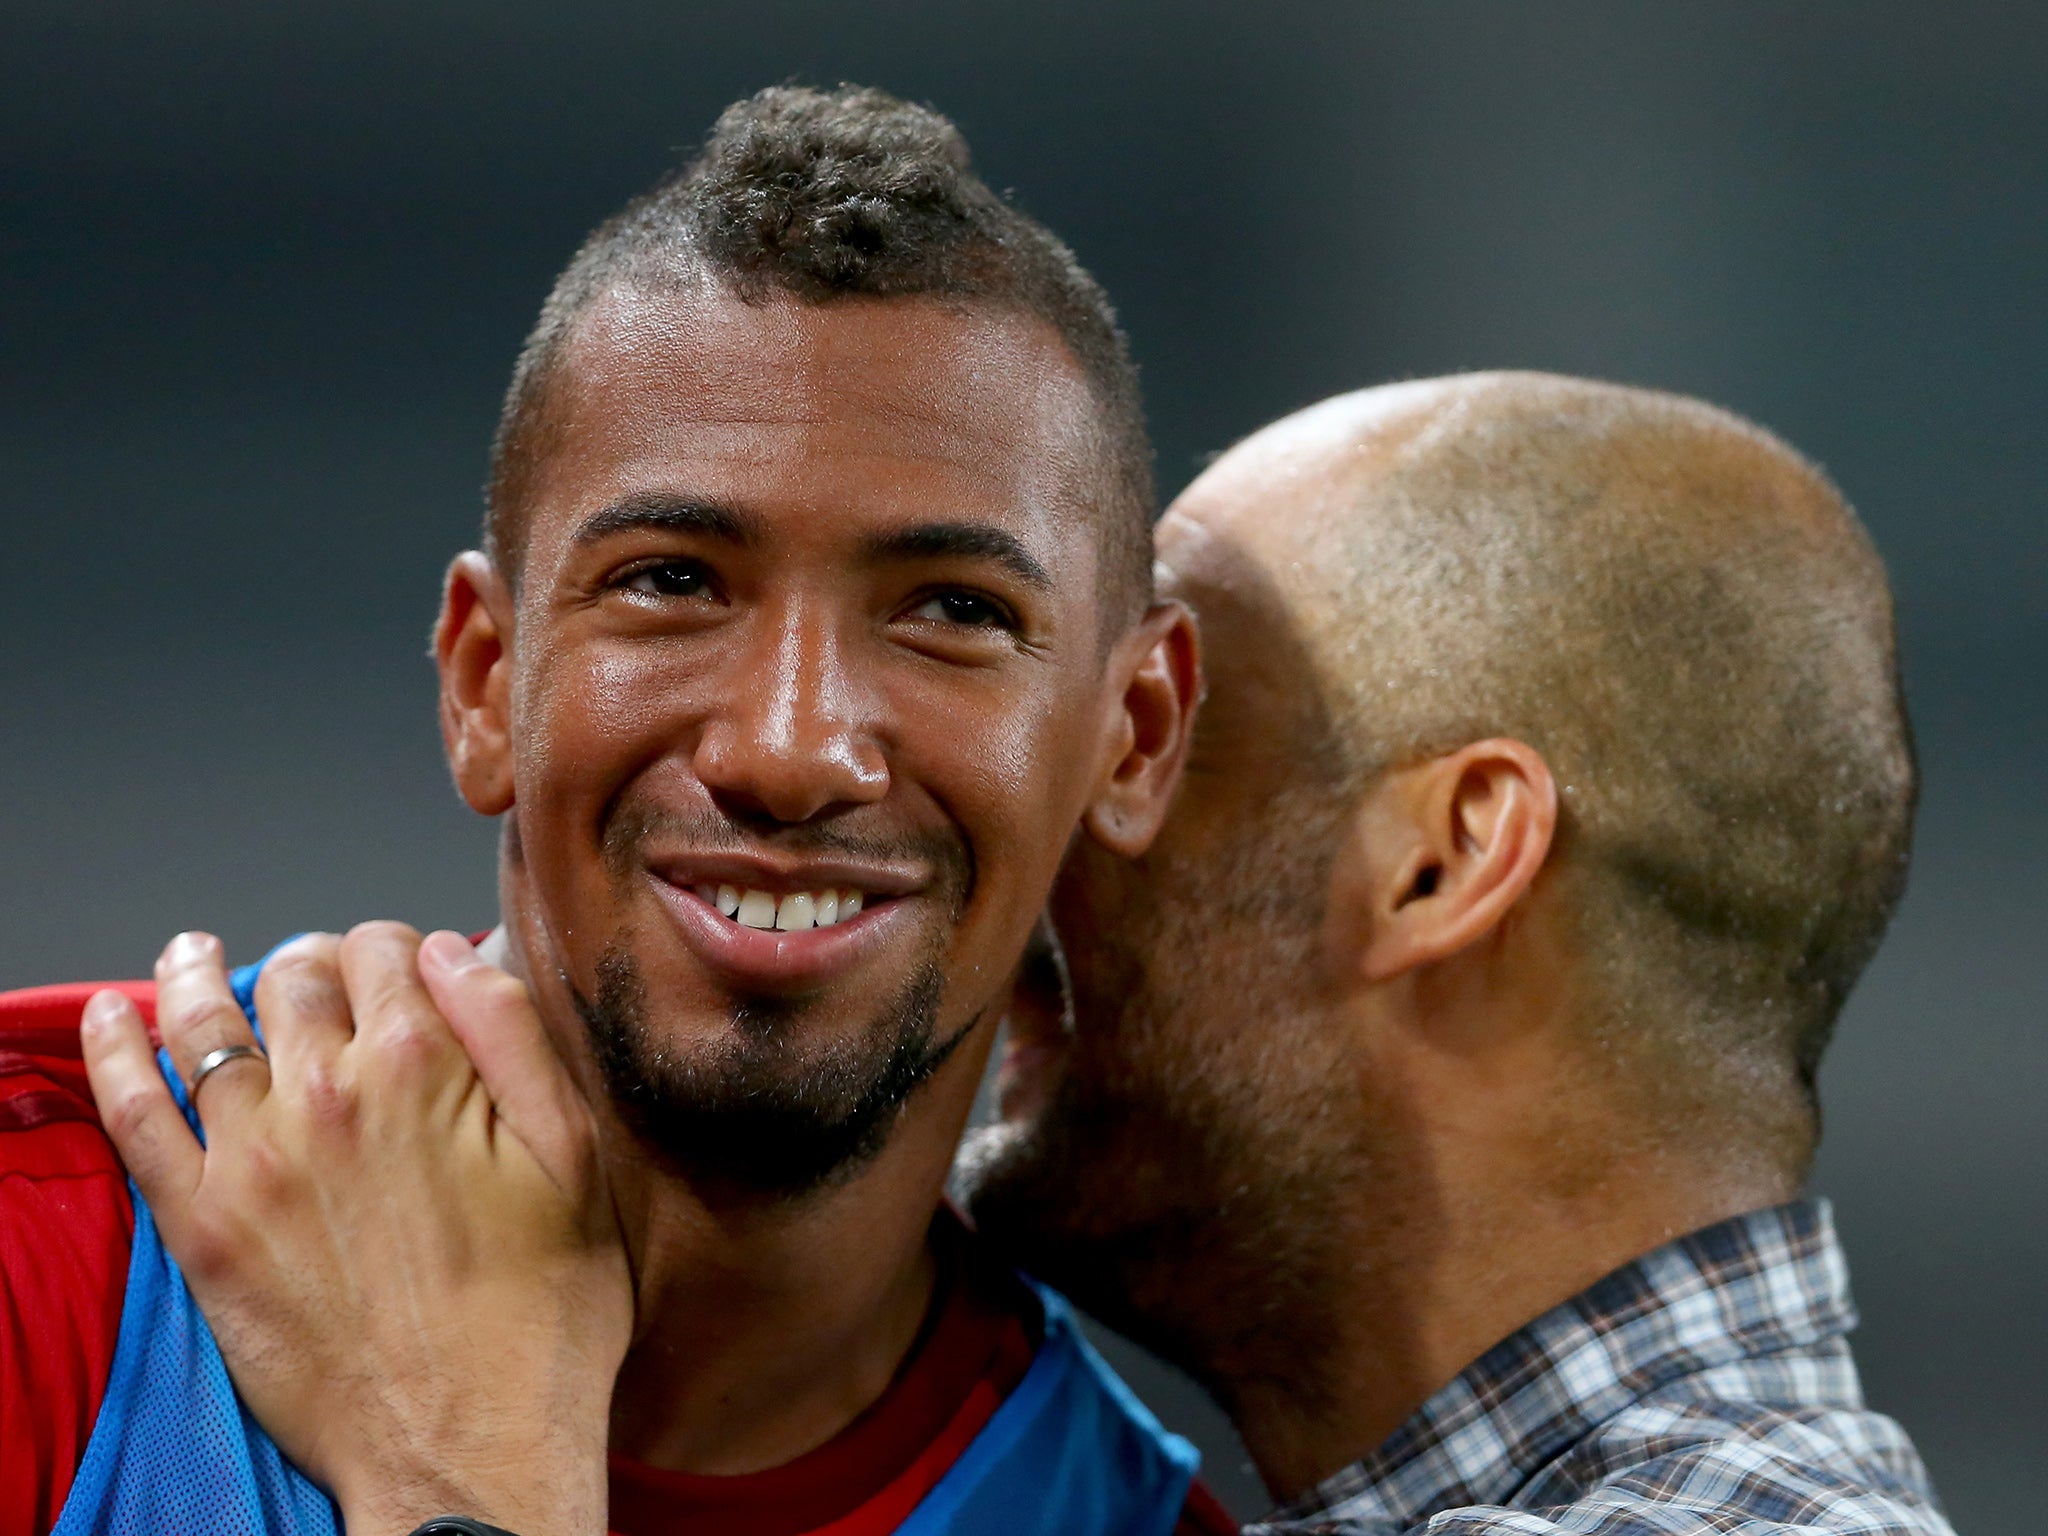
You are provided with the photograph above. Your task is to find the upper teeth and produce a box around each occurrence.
[699,885,867,931]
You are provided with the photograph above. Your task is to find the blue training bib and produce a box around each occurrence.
[53,954,1199,1535]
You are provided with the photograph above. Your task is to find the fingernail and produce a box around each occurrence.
[162,931,220,970]
[420,929,482,973]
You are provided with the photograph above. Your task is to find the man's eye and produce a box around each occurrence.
[906,591,1015,629]
[621,561,716,599]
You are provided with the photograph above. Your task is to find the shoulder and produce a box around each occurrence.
[1252,1396,1953,1536]
[1544,1394,1950,1532]
[0,978,156,1150]
[0,979,158,1065]
[0,970,156,1235]
[928,1217,1205,1534]
[0,979,153,1536]
[0,978,157,1031]
[1417,1397,1954,1536]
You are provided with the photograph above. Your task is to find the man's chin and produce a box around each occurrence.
[579,940,961,1201]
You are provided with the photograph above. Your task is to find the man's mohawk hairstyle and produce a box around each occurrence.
[692,86,991,296]
[489,84,1154,609]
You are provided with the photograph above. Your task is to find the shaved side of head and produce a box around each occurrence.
[1221,372,1914,1172]
[487,84,1154,623]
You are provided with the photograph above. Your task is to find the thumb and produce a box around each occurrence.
[416,930,592,1189]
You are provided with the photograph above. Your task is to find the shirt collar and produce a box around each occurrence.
[1255,1198,1859,1533]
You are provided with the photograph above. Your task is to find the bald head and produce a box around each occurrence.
[1167,371,1915,1166]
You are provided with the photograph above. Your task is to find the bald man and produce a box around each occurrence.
[963,371,1952,1533]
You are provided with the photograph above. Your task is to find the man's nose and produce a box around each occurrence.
[691,609,888,825]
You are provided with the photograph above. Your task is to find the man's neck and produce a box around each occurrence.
[1209,971,1791,1503]
[604,1136,949,1475]
[476,925,991,1477]
[1227,1138,1793,1504]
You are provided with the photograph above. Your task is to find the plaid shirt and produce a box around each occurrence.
[1246,1200,1952,1535]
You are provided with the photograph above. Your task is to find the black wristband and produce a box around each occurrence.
[408,1520,524,1536]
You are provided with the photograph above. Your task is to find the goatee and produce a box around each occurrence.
[577,944,971,1201]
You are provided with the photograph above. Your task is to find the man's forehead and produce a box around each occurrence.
[514,284,1106,547]
[554,284,1094,452]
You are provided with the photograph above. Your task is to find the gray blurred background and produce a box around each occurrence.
[3,1,2040,1524]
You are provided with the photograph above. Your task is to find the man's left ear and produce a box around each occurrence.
[436,551,519,817]
[1080,600,1202,856]
[1352,738,1559,982]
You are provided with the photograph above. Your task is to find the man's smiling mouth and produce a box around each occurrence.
[627,833,956,991]
[691,884,870,931]
[643,872,914,993]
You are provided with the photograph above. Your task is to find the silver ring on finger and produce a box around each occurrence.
[188,1042,269,1100]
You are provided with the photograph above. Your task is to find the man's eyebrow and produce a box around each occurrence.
[862,522,1054,590]
[571,494,759,548]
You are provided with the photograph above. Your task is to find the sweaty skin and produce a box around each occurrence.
[83,285,1200,1535]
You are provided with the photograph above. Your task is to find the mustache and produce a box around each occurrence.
[600,798,974,904]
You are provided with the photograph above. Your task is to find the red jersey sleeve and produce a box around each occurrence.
[0,982,151,1536]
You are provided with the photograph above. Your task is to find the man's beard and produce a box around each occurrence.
[578,796,979,1201]
[578,944,971,1200]
[958,797,1361,1411]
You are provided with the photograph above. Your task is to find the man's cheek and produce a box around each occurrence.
[948,851,1065,1031]
[518,669,670,807]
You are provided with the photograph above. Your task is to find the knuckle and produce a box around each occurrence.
[166,993,237,1040]
[473,967,533,1009]
[265,953,345,1016]
[344,919,420,955]
[180,1216,236,1284]
[269,931,340,969]
[102,1085,161,1145]
[236,1136,296,1202]
[375,1010,445,1067]
[265,943,335,984]
[295,1060,361,1130]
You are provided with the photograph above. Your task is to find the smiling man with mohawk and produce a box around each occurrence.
[0,85,1235,1536]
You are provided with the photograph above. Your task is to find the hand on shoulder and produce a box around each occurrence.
[81,924,630,1536]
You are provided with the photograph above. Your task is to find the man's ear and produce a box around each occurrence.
[1347,738,1558,982]
[1080,600,1202,857]
[434,551,517,817]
